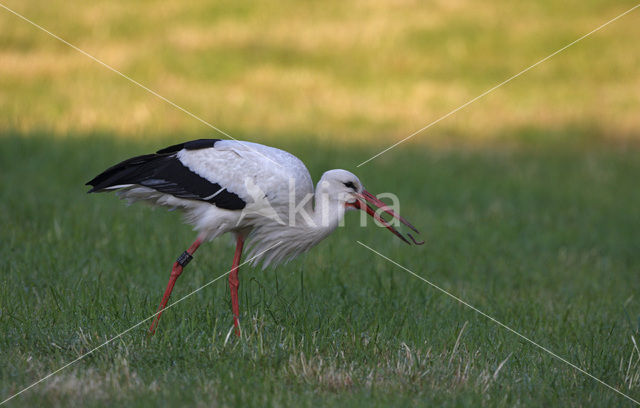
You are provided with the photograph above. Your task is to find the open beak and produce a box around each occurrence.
[347,189,424,245]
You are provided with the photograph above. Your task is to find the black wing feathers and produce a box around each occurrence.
[85,153,158,191]
[86,139,246,210]
[156,138,220,154]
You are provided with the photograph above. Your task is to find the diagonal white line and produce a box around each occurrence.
[357,241,640,406]
[0,241,282,406]
[357,3,640,167]
[0,2,282,168]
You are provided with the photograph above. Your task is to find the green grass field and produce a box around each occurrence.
[2,0,640,406]
[1,135,639,406]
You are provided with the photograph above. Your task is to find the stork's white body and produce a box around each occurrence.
[111,141,347,266]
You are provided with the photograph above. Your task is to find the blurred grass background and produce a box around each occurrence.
[1,0,639,147]
[2,0,640,407]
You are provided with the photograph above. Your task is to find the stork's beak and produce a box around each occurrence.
[347,189,424,245]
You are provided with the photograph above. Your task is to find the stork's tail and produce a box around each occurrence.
[86,153,160,193]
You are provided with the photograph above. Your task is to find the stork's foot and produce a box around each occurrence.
[229,274,240,337]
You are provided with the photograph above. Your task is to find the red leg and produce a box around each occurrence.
[148,237,203,335]
[229,235,245,336]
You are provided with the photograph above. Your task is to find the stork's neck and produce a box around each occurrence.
[306,181,346,236]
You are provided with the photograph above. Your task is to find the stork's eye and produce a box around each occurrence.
[343,181,356,190]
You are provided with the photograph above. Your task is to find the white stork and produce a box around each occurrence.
[86,139,422,335]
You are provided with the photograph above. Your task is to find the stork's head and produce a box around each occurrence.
[317,169,423,245]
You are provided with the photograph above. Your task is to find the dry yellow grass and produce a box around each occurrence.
[1,0,639,146]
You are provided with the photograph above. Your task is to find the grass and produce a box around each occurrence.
[1,0,640,143]
[2,0,640,405]
[1,134,639,406]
